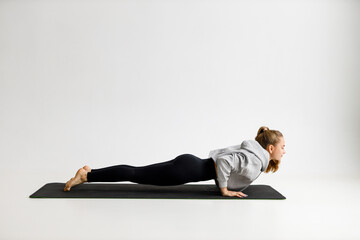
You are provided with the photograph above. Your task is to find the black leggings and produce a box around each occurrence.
[87,154,217,186]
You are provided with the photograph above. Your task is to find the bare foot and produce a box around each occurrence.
[64,168,88,191]
[83,165,92,173]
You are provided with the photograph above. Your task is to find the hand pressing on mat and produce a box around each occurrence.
[64,165,91,191]
[220,187,248,198]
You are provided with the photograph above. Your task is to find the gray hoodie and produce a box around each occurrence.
[208,139,270,191]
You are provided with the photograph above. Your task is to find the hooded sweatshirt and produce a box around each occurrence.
[208,139,270,191]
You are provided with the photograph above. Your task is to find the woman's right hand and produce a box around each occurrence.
[220,187,248,198]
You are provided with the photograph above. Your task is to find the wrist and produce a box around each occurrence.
[220,187,228,195]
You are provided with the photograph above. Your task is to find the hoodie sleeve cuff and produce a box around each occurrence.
[217,181,227,188]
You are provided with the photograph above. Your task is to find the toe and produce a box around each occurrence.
[64,178,73,191]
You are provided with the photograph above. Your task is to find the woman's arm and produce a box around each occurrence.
[220,187,248,198]
[213,156,247,198]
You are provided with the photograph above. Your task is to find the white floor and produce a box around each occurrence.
[2,170,360,240]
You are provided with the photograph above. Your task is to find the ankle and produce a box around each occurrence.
[83,172,88,182]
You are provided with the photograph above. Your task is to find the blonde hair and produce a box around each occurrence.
[255,126,283,173]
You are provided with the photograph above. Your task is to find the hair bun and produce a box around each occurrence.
[256,126,269,137]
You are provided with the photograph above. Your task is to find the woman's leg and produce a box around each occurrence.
[87,154,216,186]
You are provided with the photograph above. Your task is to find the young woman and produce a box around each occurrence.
[64,126,286,198]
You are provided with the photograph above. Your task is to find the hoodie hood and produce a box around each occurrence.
[240,140,270,172]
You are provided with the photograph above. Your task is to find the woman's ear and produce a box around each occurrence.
[267,144,274,154]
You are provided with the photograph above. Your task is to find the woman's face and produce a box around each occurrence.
[268,137,286,161]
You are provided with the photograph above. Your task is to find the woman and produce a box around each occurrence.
[64,126,286,198]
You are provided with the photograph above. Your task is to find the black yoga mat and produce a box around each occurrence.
[29,183,286,199]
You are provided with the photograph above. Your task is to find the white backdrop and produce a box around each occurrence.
[0,0,359,181]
